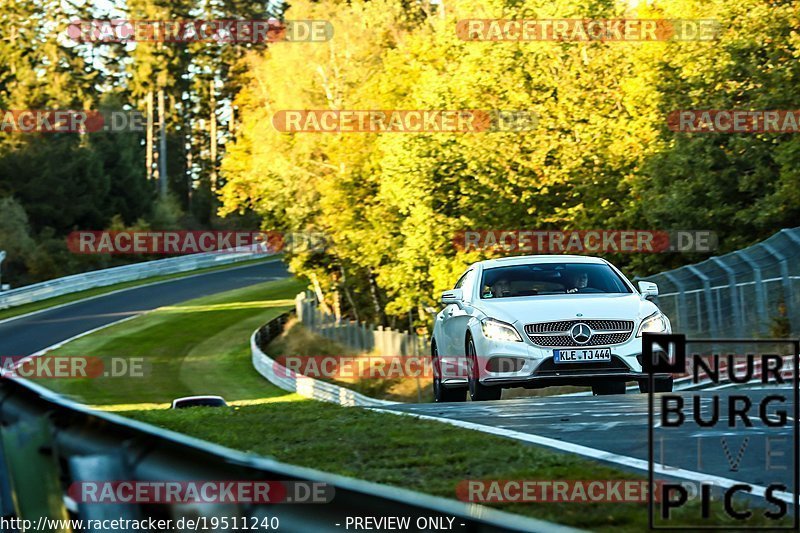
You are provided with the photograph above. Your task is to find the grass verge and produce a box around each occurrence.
[40,276,302,407]
[0,255,282,322]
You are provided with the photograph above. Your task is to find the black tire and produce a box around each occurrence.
[432,341,466,402]
[638,376,674,393]
[466,335,502,401]
[592,381,627,396]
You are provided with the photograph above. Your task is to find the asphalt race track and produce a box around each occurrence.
[384,387,796,499]
[0,259,289,356]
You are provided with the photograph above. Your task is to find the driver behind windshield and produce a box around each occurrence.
[563,270,589,293]
[491,278,513,298]
[482,277,512,298]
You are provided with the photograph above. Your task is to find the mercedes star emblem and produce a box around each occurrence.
[570,322,592,345]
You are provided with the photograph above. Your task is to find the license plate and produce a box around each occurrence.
[554,348,611,363]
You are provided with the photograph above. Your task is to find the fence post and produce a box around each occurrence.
[761,241,796,333]
[663,272,687,334]
[736,250,768,336]
[687,265,719,339]
[390,329,399,356]
[375,326,384,356]
[320,310,328,339]
[347,320,356,351]
[362,322,371,352]
[295,293,305,324]
[412,333,422,402]
[710,257,741,335]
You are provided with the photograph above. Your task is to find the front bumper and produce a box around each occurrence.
[440,330,671,389]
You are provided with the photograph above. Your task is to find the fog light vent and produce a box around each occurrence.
[486,357,525,373]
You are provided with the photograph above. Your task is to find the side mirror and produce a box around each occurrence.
[637,281,659,299]
[440,288,463,305]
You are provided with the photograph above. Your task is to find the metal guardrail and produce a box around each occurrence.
[641,227,800,338]
[0,375,577,532]
[251,312,397,407]
[0,248,273,311]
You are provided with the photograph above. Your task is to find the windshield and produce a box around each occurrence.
[480,263,632,298]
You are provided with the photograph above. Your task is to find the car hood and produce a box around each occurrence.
[472,293,659,326]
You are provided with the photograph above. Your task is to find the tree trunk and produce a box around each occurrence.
[157,89,168,198]
[209,79,217,193]
[145,91,153,184]
[368,270,385,326]
[339,265,360,322]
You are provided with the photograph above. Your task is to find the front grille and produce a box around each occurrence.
[526,319,634,333]
[525,319,634,347]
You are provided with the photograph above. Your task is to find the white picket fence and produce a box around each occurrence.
[294,292,430,357]
[0,248,273,310]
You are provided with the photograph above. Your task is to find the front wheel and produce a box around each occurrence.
[592,381,626,395]
[432,341,466,402]
[466,336,502,401]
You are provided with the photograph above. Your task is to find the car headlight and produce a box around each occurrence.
[481,318,523,342]
[636,311,669,337]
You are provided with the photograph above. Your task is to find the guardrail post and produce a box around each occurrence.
[0,418,70,531]
[0,430,15,519]
[69,454,144,528]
